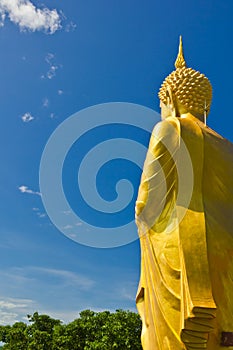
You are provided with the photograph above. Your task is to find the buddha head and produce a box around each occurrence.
[158,36,212,122]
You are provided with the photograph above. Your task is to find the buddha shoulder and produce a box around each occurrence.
[149,116,180,152]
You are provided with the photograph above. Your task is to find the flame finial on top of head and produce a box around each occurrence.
[175,36,187,69]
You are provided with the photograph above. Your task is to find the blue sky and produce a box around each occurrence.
[0,0,233,325]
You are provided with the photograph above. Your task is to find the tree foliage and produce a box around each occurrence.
[0,310,142,349]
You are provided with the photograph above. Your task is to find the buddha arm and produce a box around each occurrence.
[135,117,181,349]
[135,116,180,233]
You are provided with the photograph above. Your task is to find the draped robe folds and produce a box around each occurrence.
[135,114,233,350]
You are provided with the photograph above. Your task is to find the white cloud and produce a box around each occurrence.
[0,299,32,310]
[18,185,41,196]
[47,65,57,79]
[42,97,49,107]
[36,212,46,218]
[62,210,71,215]
[41,52,61,80]
[65,21,76,33]
[33,267,95,290]
[0,11,5,26]
[32,208,47,219]
[0,266,137,325]
[50,112,56,119]
[63,224,73,230]
[45,52,54,63]
[75,222,83,226]
[0,295,83,325]
[58,89,63,95]
[21,112,34,122]
[3,266,95,291]
[39,309,82,324]
[0,0,61,34]
[32,207,39,211]
[68,233,77,239]
[0,297,35,325]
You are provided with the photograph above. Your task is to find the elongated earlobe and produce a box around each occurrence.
[166,86,178,118]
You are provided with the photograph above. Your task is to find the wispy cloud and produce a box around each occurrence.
[41,53,61,80]
[58,89,63,95]
[42,97,49,107]
[0,298,33,310]
[18,185,41,196]
[119,286,136,301]
[63,224,73,230]
[0,266,97,325]
[65,21,76,33]
[36,212,46,218]
[0,265,136,325]
[0,295,83,325]
[21,112,34,123]
[32,207,39,211]
[39,309,82,324]
[62,210,71,215]
[3,266,95,291]
[32,207,47,218]
[50,112,56,119]
[75,222,83,226]
[33,267,95,290]
[0,297,35,325]
[0,0,61,34]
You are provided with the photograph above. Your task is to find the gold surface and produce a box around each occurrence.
[158,36,212,119]
[175,36,186,69]
[136,38,233,350]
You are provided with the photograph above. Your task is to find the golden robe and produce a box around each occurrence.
[135,114,233,350]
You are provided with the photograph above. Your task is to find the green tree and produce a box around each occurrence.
[71,309,142,350]
[0,310,142,350]
[27,312,61,350]
[0,322,28,350]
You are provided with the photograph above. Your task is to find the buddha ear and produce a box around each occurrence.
[166,87,178,117]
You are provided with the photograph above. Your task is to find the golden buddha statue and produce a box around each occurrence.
[135,37,233,350]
